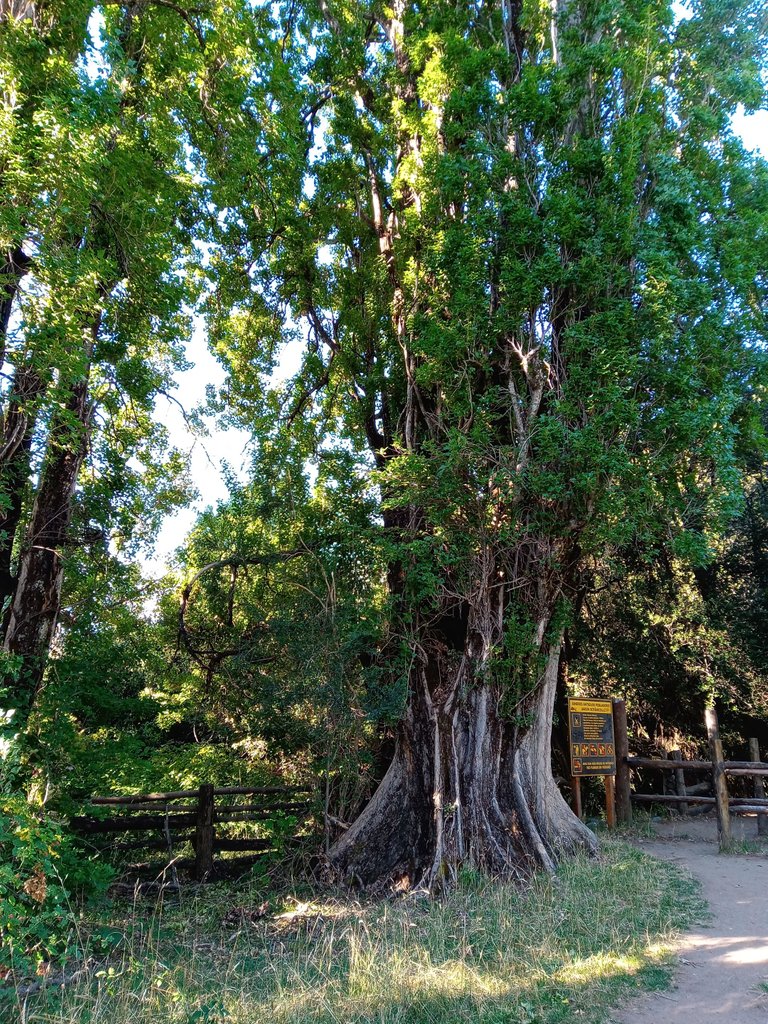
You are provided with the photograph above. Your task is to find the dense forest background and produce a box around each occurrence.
[1,0,768,979]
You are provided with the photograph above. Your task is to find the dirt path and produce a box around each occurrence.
[613,818,768,1024]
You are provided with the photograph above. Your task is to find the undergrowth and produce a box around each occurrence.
[5,838,704,1024]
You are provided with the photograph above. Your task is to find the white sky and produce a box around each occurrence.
[145,322,301,575]
[145,106,768,577]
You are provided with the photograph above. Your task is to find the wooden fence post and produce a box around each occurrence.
[604,775,616,828]
[705,707,732,851]
[670,749,688,816]
[194,783,215,880]
[612,698,632,824]
[749,738,768,838]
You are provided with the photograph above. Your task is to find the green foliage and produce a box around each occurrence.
[0,796,72,979]
[195,0,768,721]
[564,428,768,753]
[0,796,112,980]
[168,441,387,811]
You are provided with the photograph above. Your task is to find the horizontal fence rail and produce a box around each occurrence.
[626,757,768,774]
[89,785,312,805]
[613,701,768,849]
[630,794,768,809]
[71,783,315,879]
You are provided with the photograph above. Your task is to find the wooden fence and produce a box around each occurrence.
[612,700,768,849]
[71,784,314,880]
[73,709,767,874]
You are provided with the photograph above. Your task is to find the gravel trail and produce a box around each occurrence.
[613,818,768,1024]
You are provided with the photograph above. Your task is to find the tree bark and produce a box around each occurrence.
[0,363,46,469]
[0,426,36,615]
[329,608,596,889]
[0,364,48,621]
[0,1,37,23]
[4,371,93,701]
[0,247,31,365]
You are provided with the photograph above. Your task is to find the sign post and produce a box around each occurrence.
[568,697,617,827]
[612,698,632,823]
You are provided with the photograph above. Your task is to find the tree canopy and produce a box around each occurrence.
[0,0,767,893]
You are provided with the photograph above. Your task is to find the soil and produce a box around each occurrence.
[613,815,768,1024]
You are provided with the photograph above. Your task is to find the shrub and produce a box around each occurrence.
[0,796,112,981]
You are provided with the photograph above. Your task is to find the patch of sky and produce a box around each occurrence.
[145,310,307,578]
[79,9,107,83]
[732,108,767,155]
[142,320,251,578]
[671,0,694,22]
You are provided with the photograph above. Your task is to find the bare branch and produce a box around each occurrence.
[178,550,307,675]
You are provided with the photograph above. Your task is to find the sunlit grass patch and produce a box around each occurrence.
[9,837,704,1024]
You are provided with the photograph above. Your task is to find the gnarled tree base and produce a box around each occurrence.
[329,644,597,889]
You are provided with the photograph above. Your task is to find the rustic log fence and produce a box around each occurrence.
[611,701,768,850]
[71,784,314,880]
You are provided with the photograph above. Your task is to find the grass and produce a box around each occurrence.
[7,838,705,1024]
[590,808,660,841]
[721,834,768,856]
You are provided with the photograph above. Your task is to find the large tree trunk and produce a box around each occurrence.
[4,375,92,701]
[330,610,596,889]
[0,426,36,616]
[0,365,47,617]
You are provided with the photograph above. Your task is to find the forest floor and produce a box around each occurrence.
[612,815,768,1024]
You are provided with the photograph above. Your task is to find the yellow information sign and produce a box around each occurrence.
[568,697,616,777]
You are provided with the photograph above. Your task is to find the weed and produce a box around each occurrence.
[721,836,768,856]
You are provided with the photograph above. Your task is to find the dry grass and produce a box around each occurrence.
[7,837,704,1024]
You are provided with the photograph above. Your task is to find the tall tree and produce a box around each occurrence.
[0,0,96,616]
[0,2,202,713]
[207,0,768,886]
[0,0,93,359]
